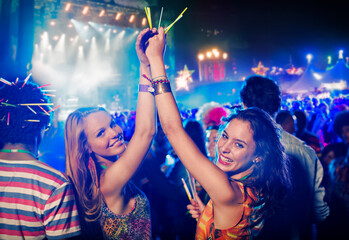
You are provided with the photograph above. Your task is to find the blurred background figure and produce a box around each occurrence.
[293,110,322,155]
[205,125,220,162]
[196,101,229,130]
[318,110,349,239]
[275,110,295,134]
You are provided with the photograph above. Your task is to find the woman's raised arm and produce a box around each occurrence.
[101,28,157,196]
[146,28,238,205]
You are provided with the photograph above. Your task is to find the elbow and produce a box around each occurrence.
[160,121,182,138]
[135,125,156,141]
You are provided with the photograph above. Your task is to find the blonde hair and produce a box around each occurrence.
[65,107,106,221]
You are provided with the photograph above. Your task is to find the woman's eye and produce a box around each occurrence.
[222,134,228,139]
[97,130,105,138]
[235,142,244,148]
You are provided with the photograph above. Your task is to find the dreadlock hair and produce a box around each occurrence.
[0,78,51,146]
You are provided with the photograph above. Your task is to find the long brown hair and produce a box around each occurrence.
[65,107,106,222]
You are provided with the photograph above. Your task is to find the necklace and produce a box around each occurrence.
[0,149,38,159]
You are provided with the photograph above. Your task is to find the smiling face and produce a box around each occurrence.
[216,119,257,178]
[83,111,126,162]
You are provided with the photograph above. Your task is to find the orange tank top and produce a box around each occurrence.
[195,181,264,240]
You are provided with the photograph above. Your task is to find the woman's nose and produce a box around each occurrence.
[108,127,118,138]
[220,141,231,154]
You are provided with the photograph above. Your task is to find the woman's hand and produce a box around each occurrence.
[135,28,157,67]
[187,193,206,219]
[145,27,165,63]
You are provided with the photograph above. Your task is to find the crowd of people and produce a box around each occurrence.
[1,27,349,240]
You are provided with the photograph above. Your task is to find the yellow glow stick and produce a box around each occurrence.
[147,7,152,28]
[165,15,183,33]
[144,7,151,28]
[165,7,187,33]
[176,7,188,21]
[181,178,192,201]
[144,7,152,28]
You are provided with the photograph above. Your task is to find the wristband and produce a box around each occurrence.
[154,82,171,95]
[139,84,155,95]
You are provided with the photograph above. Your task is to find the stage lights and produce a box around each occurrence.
[64,3,71,12]
[198,48,228,61]
[99,10,105,17]
[142,17,147,26]
[306,54,313,63]
[198,54,204,61]
[129,15,135,23]
[115,12,122,21]
[82,6,89,15]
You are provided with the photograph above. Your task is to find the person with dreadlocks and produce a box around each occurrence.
[0,76,81,239]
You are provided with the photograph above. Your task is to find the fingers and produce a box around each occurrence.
[187,203,201,219]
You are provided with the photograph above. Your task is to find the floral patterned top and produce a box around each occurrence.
[99,186,151,240]
[195,181,264,240]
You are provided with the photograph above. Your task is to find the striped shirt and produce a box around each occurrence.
[0,159,81,240]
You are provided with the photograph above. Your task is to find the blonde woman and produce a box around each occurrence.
[64,28,157,239]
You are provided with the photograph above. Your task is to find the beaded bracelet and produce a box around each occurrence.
[152,78,170,85]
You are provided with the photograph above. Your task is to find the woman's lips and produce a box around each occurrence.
[218,155,232,165]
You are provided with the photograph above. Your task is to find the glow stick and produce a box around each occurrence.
[43,93,56,97]
[144,7,152,28]
[1,102,16,107]
[21,73,32,88]
[37,84,51,89]
[177,7,188,20]
[18,103,54,106]
[165,15,183,33]
[15,77,18,85]
[158,7,163,29]
[27,106,37,114]
[181,178,192,201]
[7,112,10,126]
[0,78,12,86]
[47,105,61,113]
[147,7,152,28]
[185,169,195,198]
[38,105,50,116]
[25,119,40,122]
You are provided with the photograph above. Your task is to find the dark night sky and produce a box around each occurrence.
[157,0,349,76]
